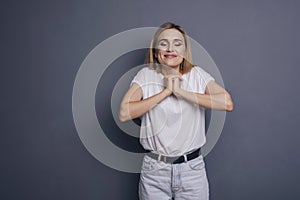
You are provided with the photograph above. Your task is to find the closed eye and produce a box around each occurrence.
[159,42,167,46]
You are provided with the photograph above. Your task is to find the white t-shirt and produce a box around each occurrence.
[131,66,215,156]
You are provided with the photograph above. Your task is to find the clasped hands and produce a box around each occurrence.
[164,74,183,97]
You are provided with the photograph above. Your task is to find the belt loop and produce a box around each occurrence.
[158,154,162,162]
[164,156,167,162]
[183,154,187,162]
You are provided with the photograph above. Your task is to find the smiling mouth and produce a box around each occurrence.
[164,54,177,59]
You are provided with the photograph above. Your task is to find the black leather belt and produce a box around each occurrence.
[146,148,201,164]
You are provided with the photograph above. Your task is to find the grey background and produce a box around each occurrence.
[1,0,300,199]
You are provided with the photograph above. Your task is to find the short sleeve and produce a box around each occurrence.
[194,66,215,93]
[130,67,147,88]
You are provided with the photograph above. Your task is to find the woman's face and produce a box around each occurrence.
[156,28,186,71]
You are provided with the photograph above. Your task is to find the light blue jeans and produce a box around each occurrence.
[139,154,209,200]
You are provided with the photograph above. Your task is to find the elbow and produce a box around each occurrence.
[118,106,130,122]
[118,114,127,122]
[225,93,234,112]
[226,101,234,112]
[118,110,128,122]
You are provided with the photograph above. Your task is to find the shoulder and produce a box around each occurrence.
[190,65,208,74]
[136,66,161,77]
[137,66,156,74]
[187,65,215,85]
[132,67,161,85]
[191,66,213,77]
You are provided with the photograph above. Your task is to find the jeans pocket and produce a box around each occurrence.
[141,155,155,171]
[188,156,205,170]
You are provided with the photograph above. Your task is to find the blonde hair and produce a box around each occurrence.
[144,22,194,74]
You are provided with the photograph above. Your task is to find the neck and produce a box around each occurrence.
[161,65,181,76]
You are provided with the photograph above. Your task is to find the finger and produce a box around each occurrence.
[173,77,179,83]
[166,78,173,90]
[168,77,173,87]
[173,78,180,88]
[172,76,183,81]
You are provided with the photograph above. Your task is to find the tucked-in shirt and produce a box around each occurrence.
[131,66,215,156]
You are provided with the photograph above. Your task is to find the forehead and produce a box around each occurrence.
[158,28,184,41]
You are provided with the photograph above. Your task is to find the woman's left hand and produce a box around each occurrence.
[172,77,182,97]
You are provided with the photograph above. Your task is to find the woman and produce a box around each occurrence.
[119,22,233,200]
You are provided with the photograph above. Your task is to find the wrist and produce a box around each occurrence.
[173,88,184,98]
[163,88,172,97]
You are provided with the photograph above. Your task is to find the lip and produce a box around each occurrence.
[164,54,177,58]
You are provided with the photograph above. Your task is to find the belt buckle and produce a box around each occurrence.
[158,154,186,164]
[157,154,167,162]
[169,155,181,164]
[159,155,172,163]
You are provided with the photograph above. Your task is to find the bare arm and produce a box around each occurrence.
[173,79,234,111]
[119,79,174,122]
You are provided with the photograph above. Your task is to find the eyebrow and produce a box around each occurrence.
[158,38,183,43]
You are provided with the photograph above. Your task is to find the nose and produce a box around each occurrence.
[167,44,174,52]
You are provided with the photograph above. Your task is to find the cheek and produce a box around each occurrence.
[156,51,165,63]
[177,47,186,57]
[175,57,184,64]
[157,51,165,58]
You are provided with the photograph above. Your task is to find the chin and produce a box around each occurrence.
[165,62,181,68]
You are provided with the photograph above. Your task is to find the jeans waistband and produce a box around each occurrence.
[146,148,201,164]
